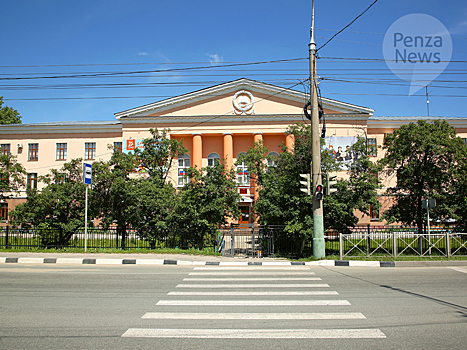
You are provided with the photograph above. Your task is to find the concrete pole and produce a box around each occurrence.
[310,0,325,258]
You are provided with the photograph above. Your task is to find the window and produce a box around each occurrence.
[236,153,250,187]
[267,152,279,167]
[367,138,377,157]
[0,202,8,221]
[0,173,8,190]
[113,142,122,153]
[177,155,190,187]
[27,173,38,189]
[56,143,67,160]
[1,144,10,155]
[85,142,96,160]
[56,173,65,185]
[28,143,39,161]
[462,138,467,146]
[369,205,379,220]
[207,153,220,167]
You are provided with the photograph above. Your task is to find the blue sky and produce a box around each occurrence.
[1,0,466,124]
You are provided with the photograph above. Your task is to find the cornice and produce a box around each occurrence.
[368,116,467,129]
[0,121,122,135]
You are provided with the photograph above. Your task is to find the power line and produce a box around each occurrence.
[317,0,380,52]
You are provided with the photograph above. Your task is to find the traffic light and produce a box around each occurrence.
[299,173,311,195]
[325,173,338,196]
[315,184,324,200]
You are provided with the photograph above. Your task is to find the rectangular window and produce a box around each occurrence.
[367,138,377,157]
[369,205,379,220]
[56,143,67,160]
[177,157,190,187]
[114,142,122,153]
[85,142,96,160]
[1,144,11,155]
[462,138,467,146]
[236,162,250,187]
[0,202,8,221]
[28,143,39,161]
[56,173,65,185]
[27,173,38,189]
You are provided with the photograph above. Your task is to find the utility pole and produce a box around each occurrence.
[309,0,325,258]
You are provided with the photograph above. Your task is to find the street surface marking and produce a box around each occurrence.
[122,328,386,339]
[176,283,330,288]
[189,271,315,275]
[168,291,339,296]
[156,300,351,306]
[183,277,322,281]
[450,267,467,274]
[193,267,310,270]
[142,312,365,320]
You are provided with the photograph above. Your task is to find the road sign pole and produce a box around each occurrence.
[85,185,88,252]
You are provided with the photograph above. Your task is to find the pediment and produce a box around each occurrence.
[115,78,373,120]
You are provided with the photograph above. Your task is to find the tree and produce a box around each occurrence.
[0,151,26,200]
[168,163,241,247]
[379,120,467,234]
[10,159,86,246]
[0,97,22,124]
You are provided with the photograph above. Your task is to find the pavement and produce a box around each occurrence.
[1,251,467,267]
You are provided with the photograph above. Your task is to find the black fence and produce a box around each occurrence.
[2,224,466,258]
[0,226,218,252]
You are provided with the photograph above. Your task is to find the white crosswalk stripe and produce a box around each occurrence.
[122,266,386,340]
[122,328,386,339]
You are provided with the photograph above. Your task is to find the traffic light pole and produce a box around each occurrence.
[310,0,325,258]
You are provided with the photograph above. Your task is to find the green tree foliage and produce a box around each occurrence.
[0,97,22,124]
[379,120,467,233]
[133,128,187,182]
[10,159,86,245]
[241,123,382,240]
[0,151,26,200]
[168,163,241,247]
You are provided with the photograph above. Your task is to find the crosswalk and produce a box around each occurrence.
[121,266,386,340]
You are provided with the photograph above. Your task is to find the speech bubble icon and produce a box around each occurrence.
[383,13,452,95]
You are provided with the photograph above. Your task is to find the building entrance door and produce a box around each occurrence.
[239,206,250,224]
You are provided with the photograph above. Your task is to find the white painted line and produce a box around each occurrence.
[261,261,294,266]
[176,283,330,288]
[349,261,380,267]
[56,258,84,265]
[0,258,6,263]
[122,328,386,339]
[193,267,309,270]
[156,300,351,306]
[218,262,249,266]
[189,271,315,275]
[142,312,366,320]
[176,260,194,266]
[450,267,467,274]
[17,258,44,264]
[183,277,322,281]
[305,260,335,266]
[135,259,164,265]
[95,259,123,265]
[168,291,339,296]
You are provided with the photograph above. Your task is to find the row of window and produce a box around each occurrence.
[0,142,123,161]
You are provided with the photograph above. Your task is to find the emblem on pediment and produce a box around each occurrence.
[233,90,255,115]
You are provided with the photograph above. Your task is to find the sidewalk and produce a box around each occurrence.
[2,251,467,267]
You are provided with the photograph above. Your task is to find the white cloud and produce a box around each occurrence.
[206,53,224,65]
[138,52,148,56]
[450,20,467,35]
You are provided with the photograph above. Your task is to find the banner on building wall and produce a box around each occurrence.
[123,139,145,154]
[324,136,359,169]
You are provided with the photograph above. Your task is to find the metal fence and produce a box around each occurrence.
[0,226,218,251]
[2,224,466,258]
[335,225,467,259]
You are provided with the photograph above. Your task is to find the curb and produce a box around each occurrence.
[0,257,395,267]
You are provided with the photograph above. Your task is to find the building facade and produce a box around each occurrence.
[1,78,466,225]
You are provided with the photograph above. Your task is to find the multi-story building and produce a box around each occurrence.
[1,78,466,225]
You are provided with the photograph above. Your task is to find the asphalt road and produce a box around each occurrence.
[0,264,466,350]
